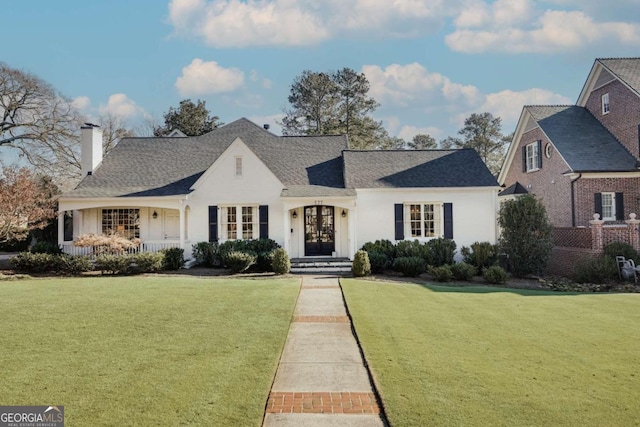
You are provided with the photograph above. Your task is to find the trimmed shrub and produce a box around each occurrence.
[393,256,427,277]
[603,242,639,263]
[352,250,371,277]
[162,248,184,271]
[483,265,508,285]
[573,256,618,285]
[271,248,290,274]
[95,254,132,275]
[498,195,553,277]
[30,241,62,254]
[461,241,499,272]
[192,241,220,267]
[426,238,456,267]
[73,233,141,255]
[450,262,476,281]
[366,251,390,273]
[395,240,425,259]
[361,240,396,261]
[130,252,164,274]
[224,251,257,274]
[428,264,453,282]
[58,255,93,275]
[218,239,280,272]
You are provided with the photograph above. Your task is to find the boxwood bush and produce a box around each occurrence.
[483,265,508,284]
[224,251,257,273]
[162,248,184,271]
[191,241,220,267]
[426,238,456,267]
[393,256,427,277]
[271,248,290,274]
[428,264,453,282]
[352,250,371,277]
[461,241,499,272]
[450,262,476,281]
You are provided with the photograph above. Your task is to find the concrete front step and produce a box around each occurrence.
[290,258,352,274]
[291,267,352,274]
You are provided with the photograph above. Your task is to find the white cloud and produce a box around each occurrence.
[98,94,147,120]
[175,58,244,96]
[167,0,458,48]
[71,96,91,112]
[362,63,481,108]
[447,0,640,54]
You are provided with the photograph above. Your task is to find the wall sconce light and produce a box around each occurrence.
[292,210,298,219]
[152,210,158,219]
[342,210,347,218]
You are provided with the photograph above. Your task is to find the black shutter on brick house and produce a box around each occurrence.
[522,146,527,172]
[259,205,269,239]
[615,193,624,221]
[444,203,453,239]
[208,206,218,242]
[594,193,602,219]
[394,204,404,240]
[537,140,542,169]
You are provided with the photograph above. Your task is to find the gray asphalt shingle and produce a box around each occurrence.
[599,58,640,96]
[526,105,638,172]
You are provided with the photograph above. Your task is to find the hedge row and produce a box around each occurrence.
[191,239,289,274]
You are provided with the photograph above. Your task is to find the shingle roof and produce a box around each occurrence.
[525,106,638,172]
[598,58,640,96]
[63,118,348,198]
[498,182,528,196]
[343,149,498,188]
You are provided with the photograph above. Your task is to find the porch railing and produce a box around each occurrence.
[61,241,182,258]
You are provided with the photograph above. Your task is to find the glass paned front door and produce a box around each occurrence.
[304,205,335,256]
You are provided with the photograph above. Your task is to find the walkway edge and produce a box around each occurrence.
[338,277,390,427]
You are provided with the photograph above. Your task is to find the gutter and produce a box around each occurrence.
[570,173,582,227]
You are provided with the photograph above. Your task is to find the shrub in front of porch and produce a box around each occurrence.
[223,251,256,274]
[10,252,92,275]
[218,239,280,272]
[192,242,221,267]
[73,233,141,255]
[271,248,290,274]
[162,248,185,270]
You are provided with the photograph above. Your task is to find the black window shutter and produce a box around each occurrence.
[208,206,218,242]
[394,204,404,240]
[537,140,543,169]
[63,212,73,242]
[594,193,602,219]
[615,193,624,221]
[522,146,527,172]
[444,203,453,239]
[259,205,269,239]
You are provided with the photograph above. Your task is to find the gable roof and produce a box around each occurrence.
[498,182,528,196]
[343,149,498,189]
[63,118,348,198]
[598,58,640,97]
[525,105,638,172]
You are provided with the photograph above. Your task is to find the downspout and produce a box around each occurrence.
[570,173,582,227]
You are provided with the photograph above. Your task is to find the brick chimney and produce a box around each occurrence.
[81,123,103,176]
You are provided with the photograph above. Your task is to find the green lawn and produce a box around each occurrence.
[341,279,640,427]
[0,276,300,426]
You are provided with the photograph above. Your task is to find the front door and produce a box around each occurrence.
[304,205,335,256]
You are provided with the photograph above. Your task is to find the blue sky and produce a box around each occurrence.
[2,0,639,148]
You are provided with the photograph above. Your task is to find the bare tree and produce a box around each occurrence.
[0,63,83,184]
[98,111,135,156]
[0,166,57,243]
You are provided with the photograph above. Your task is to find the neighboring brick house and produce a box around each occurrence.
[498,58,640,227]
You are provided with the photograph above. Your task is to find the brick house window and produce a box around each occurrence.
[601,192,615,220]
[601,93,610,115]
[595,192,623,221]
[525,142,541,172]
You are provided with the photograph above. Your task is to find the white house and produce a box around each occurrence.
[58,118,500,260]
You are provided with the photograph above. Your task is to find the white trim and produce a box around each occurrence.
[578,59,640,106]
[601,192,616,221]
[565,171,640,179]
[404,202,444,239]
[525,142,540,172]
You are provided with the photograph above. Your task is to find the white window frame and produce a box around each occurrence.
[220,205,258,240]
[525,142,539,172]
[235,156,243,177]
[101,208,140,239]
[601,192,616,221]
[601,93,610,115]
[404,203,443,239]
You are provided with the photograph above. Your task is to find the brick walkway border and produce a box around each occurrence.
[266,392,379,414]
[292,315,350,323]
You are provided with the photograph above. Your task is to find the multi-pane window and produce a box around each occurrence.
[602,93,610,114]
[242,206,254,239]
[235,156,243,177]
[101,209,140,239]
[407,203,441,238]
[525,142,539,172]
[601,192,615,220]
[221,205,257,240]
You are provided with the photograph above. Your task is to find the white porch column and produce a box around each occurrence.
[57,212,65,246]
[348,206,357,259]
[179,203,186,250]
[283,205,291,254]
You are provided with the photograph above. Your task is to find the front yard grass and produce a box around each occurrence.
[0,276,300,426]
[341,279,640,426]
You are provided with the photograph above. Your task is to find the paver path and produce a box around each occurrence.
[263,276,385,426]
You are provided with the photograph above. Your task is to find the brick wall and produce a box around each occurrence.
[503,127,573,226]
[546,247,600,277]
[574,177,640,227]
[584,79,640,159]
[553,227,591,248]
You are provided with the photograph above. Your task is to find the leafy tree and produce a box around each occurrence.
[376,135,406,150]
[0,166,58,243]
[445,112,507,174]
[498,194,553,278]
[439,136,462,149]
[408,134,437,149]
[153,99,222,137]
[0,62,84,183]
[281,68,385,149]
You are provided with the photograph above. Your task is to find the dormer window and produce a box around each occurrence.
[235,156,243,177]
[601,93,610,115]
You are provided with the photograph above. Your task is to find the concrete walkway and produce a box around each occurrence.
[263,276,385,427]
